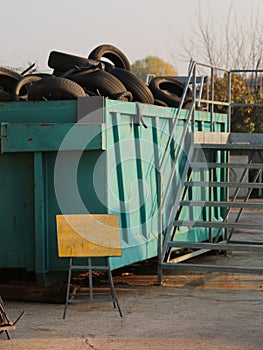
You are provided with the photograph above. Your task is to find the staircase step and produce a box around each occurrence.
[185,181,263,188]
[167,241,263,252]
[193,132,263,150]
[161,262,263,274]
[173,220,263,230]
[179,200,263,209]
[191,162,263,170]
[195,143,263,150]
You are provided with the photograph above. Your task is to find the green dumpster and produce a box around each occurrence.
[0,97,227,285]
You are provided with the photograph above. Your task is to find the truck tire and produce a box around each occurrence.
[28,77,86,101]
[88,44,131,71]
[109,68,154,104]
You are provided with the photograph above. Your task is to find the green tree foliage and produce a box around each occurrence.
[131,56,177,82]
[213,74,263,133]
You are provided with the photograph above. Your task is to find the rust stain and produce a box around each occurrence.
[113,273,263,291]
[197,274,263,291]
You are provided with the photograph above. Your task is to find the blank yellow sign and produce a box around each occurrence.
[56,214,122,257]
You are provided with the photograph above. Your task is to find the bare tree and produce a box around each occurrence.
[177,1,263,70]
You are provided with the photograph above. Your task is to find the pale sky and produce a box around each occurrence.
[1,0,262,74]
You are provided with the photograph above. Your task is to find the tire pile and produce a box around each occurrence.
[0,44,191,108]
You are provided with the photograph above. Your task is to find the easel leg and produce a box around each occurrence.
[63,257,73,319]
[88,258,93,301]
[5,331,10,340]
[107,258,123,317]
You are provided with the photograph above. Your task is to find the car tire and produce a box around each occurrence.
[48,51,103,72]
[109,68,154,104]
[28,77,86,101]
[69,69,131,100]
[149,76,192,108]
[88,44,131,71]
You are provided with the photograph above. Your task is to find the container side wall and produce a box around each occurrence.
[0,153,35,269]
[103,100,228,269]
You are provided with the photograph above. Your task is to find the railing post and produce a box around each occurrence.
[192,64,197,132]
[157,169,163,285]
[210,67,215,132]
[227,71,232,132]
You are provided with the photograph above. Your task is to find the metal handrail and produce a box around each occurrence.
[159,60,196,172]
[158,60,232,212]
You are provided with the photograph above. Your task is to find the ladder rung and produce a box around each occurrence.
[71,265,109,271]
[173,220,263,230]
[66,298,114,304]
[185,181,263,188]
[179,200,263,209]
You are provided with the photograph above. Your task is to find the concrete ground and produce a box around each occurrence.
[1,260,263,350]
[1,205,263,350]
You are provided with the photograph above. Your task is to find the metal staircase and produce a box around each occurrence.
[157,62,263,284]
[161,131,263,275]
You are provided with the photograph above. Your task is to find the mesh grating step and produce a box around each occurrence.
[173,220,263,230]
[190,162,263,169]
[179,200,263,209]
[184,181,263,188]
[167,241,263,252]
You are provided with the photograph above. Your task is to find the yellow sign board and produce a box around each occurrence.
[56,214,122,257]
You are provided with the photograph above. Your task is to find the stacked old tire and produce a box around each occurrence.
[0,44,191,108]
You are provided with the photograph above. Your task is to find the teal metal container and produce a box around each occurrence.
[0,97,227,285]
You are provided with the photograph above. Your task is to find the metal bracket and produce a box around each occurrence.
[134,102,148,128]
